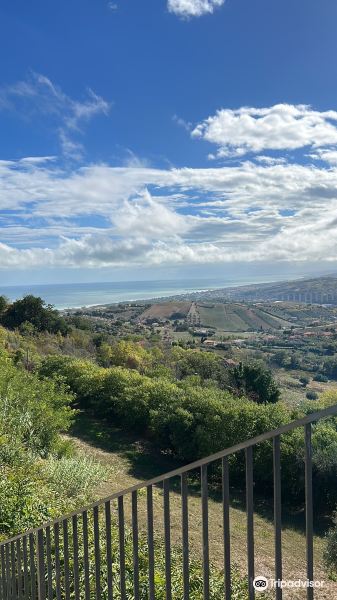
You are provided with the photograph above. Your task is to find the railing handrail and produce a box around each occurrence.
[1,401,337,548]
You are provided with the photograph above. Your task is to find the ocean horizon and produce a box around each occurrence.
[0,276,288,310]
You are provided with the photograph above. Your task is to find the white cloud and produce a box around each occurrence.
[2,156,337,269]
[309,148,337,166]
[192,104,337,158]
[167,0,224,18]
[0,72,110,159]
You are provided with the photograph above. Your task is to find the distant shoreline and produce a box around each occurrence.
[0,273,333,311]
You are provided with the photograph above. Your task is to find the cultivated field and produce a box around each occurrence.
[197,302,292,331]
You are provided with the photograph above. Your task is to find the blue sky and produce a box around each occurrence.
[1,0,337,285]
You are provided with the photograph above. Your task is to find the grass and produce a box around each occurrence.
[69,413,336,599]
[197,302,292,332]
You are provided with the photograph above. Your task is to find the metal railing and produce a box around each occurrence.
[1,402,337,599]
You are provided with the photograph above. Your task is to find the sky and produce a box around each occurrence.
[1,0,337,285]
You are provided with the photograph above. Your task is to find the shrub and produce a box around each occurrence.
[229,361,281,404]
[313,373,329,383]
[324,513,337,580]
[306,390,319,400]
[43,455,108,502]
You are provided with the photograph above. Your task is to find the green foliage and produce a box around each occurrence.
[172,347,227,385]
[0,351,76,537]
[306,390,319,400]
[324,513,337,581]
[1,295,69,335]
[229,361,281,404]
[313,373,329,383]
[42,455,108,504]
[40,354,337,510]
[0,296,8,315]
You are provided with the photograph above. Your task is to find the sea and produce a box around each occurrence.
[0,276,281,310]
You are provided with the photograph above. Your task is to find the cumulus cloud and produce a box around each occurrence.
[0,72,110,159]
[167,0,225,18]
[1,156,337,269]
[192,104,337,158]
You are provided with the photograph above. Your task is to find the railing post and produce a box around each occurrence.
[36,530,46,600]
[273,436,282,599]
[245,446,255,600]
[181,473,189,600]
[147,486,155,600]
[163,480,172,600]
[118,497,126,600]
[222,457,231,600]
[0,546,6,600]
[132,491,140,600]
[93,507,102,600]
[201,465,210,600]
[305,424,314,600]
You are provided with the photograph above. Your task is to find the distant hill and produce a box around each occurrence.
[223,276,337,304]
[165,276,337,306]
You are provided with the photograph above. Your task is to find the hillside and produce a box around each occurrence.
[169,276,337,306]
[197,302,291,331]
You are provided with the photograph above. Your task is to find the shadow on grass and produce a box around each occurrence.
[70,412,332,537]
[70,411,183,482]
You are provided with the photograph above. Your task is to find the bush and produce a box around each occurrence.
[229,361,280,404]
[43,455,108,500]
[39,355,337,510]
[306,390,319,400]
[324,514,337,580]
[313,373,329,383]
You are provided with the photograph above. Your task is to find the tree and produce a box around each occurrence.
[0,296,8,315]
[229,361,280,404]
[1,295,69,334]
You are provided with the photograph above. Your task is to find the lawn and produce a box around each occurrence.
[69,414,336,599]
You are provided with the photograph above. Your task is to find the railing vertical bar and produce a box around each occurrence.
[22,537,29,600]
[93,506,102,600]
[105,501,114,600]
[118,497,126,600]
[245,446,255,600]
[181,473,189,600]
[45,527,53,600]
[163,479,172,600]
[273,436,282,600]
[72,515,80,600]
[132,491,140,600]
[146,486,155,600]
[222,457,231,600]
[305,424,314,600]
[1,546,6,600]
[10,542,16,600]
[16,540,23,600]
[201,465,210,600]
[5,545,10,600]
[82,511,90,600]
[53,523,61,600]
[36,530,46,600]
[63,520,71,600]
[29,533,36,600]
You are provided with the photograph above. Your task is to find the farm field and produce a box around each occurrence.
[139,301,192,321]
[197,302,293,331]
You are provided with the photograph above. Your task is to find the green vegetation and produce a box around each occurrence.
[2,293,337,584]
[0,294,69,334]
